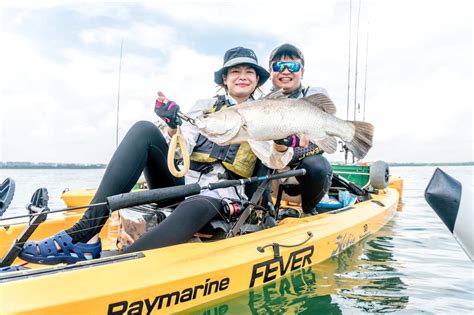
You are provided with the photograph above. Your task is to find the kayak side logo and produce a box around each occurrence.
[331,233,356,257]
[249,245,314,288]
[107,277,230,314]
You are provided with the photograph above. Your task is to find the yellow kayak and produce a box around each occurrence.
[0,177,402,314]
[61,189,95,208]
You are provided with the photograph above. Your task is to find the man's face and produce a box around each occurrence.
[270,56,304,93]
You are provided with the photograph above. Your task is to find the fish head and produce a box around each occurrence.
[194,109,243,144]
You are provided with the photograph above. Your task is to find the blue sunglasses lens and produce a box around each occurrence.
[272,61,302,72]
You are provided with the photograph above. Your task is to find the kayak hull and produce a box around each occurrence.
[0,186,400,314]
[60,189,95,208]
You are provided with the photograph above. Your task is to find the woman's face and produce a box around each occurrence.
[223,65,259,101]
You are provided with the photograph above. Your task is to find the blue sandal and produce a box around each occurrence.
[19,231,101,265]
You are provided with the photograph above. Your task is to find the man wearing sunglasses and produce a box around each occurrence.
[269,43,333,215]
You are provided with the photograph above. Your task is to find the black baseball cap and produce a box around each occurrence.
[269,43,305,66]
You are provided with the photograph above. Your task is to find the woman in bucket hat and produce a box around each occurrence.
[20,47,293,264]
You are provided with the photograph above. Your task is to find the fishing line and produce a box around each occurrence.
[0,202,108,222]
[0,215,110,235]
[62,223,107,239]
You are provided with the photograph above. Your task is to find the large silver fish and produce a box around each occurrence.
[194,91,374,159]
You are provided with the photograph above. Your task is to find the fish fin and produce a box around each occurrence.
[345,121,374,159]
[262,89,288,100]
[303,93,337,115]
[314,137,338,154]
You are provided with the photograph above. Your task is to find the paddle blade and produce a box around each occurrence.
[425,168,473,261]
[0,178,16,217]
[425,168,461,233]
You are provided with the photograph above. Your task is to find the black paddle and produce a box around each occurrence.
[424,168,472,261]
[0,178,15,217]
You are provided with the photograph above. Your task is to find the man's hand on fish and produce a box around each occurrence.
[299,134,310,147]
[273,134,310,148]
[154,91,182,130]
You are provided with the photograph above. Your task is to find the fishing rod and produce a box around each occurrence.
[115,40,123,149]
[353,0,362,122]
[362,19,370,122]
[107,169,306,211]
[346,0,353,121]
[0,169,305,222]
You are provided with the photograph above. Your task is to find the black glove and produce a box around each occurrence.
[154,99,182,129]
[274,134,300,148]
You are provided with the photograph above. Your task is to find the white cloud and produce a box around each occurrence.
[79,23,178,49]
[143,0,335,38]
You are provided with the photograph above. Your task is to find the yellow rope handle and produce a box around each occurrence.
[167,126,190,177]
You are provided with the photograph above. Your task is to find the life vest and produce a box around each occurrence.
[286,85,310,99]
[189,95,257,178]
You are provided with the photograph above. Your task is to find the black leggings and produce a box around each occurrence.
[294,155,333,212]
[67,121,187,243]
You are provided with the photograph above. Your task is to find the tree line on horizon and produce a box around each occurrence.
[0,161,472,169]
[0,161,107,169]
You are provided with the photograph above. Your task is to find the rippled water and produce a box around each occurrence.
[1,166,473,313]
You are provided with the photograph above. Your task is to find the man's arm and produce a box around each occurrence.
[248,140,294,170]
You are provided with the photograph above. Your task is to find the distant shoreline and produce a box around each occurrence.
[1,161,472,169]
[0,162,107,169]
[388,162,473,167]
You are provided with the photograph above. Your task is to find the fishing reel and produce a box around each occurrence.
[221,199,247,219]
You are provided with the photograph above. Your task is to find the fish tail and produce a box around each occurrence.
[346,121,374,159]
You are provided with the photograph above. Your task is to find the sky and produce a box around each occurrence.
[0,0,472,164]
